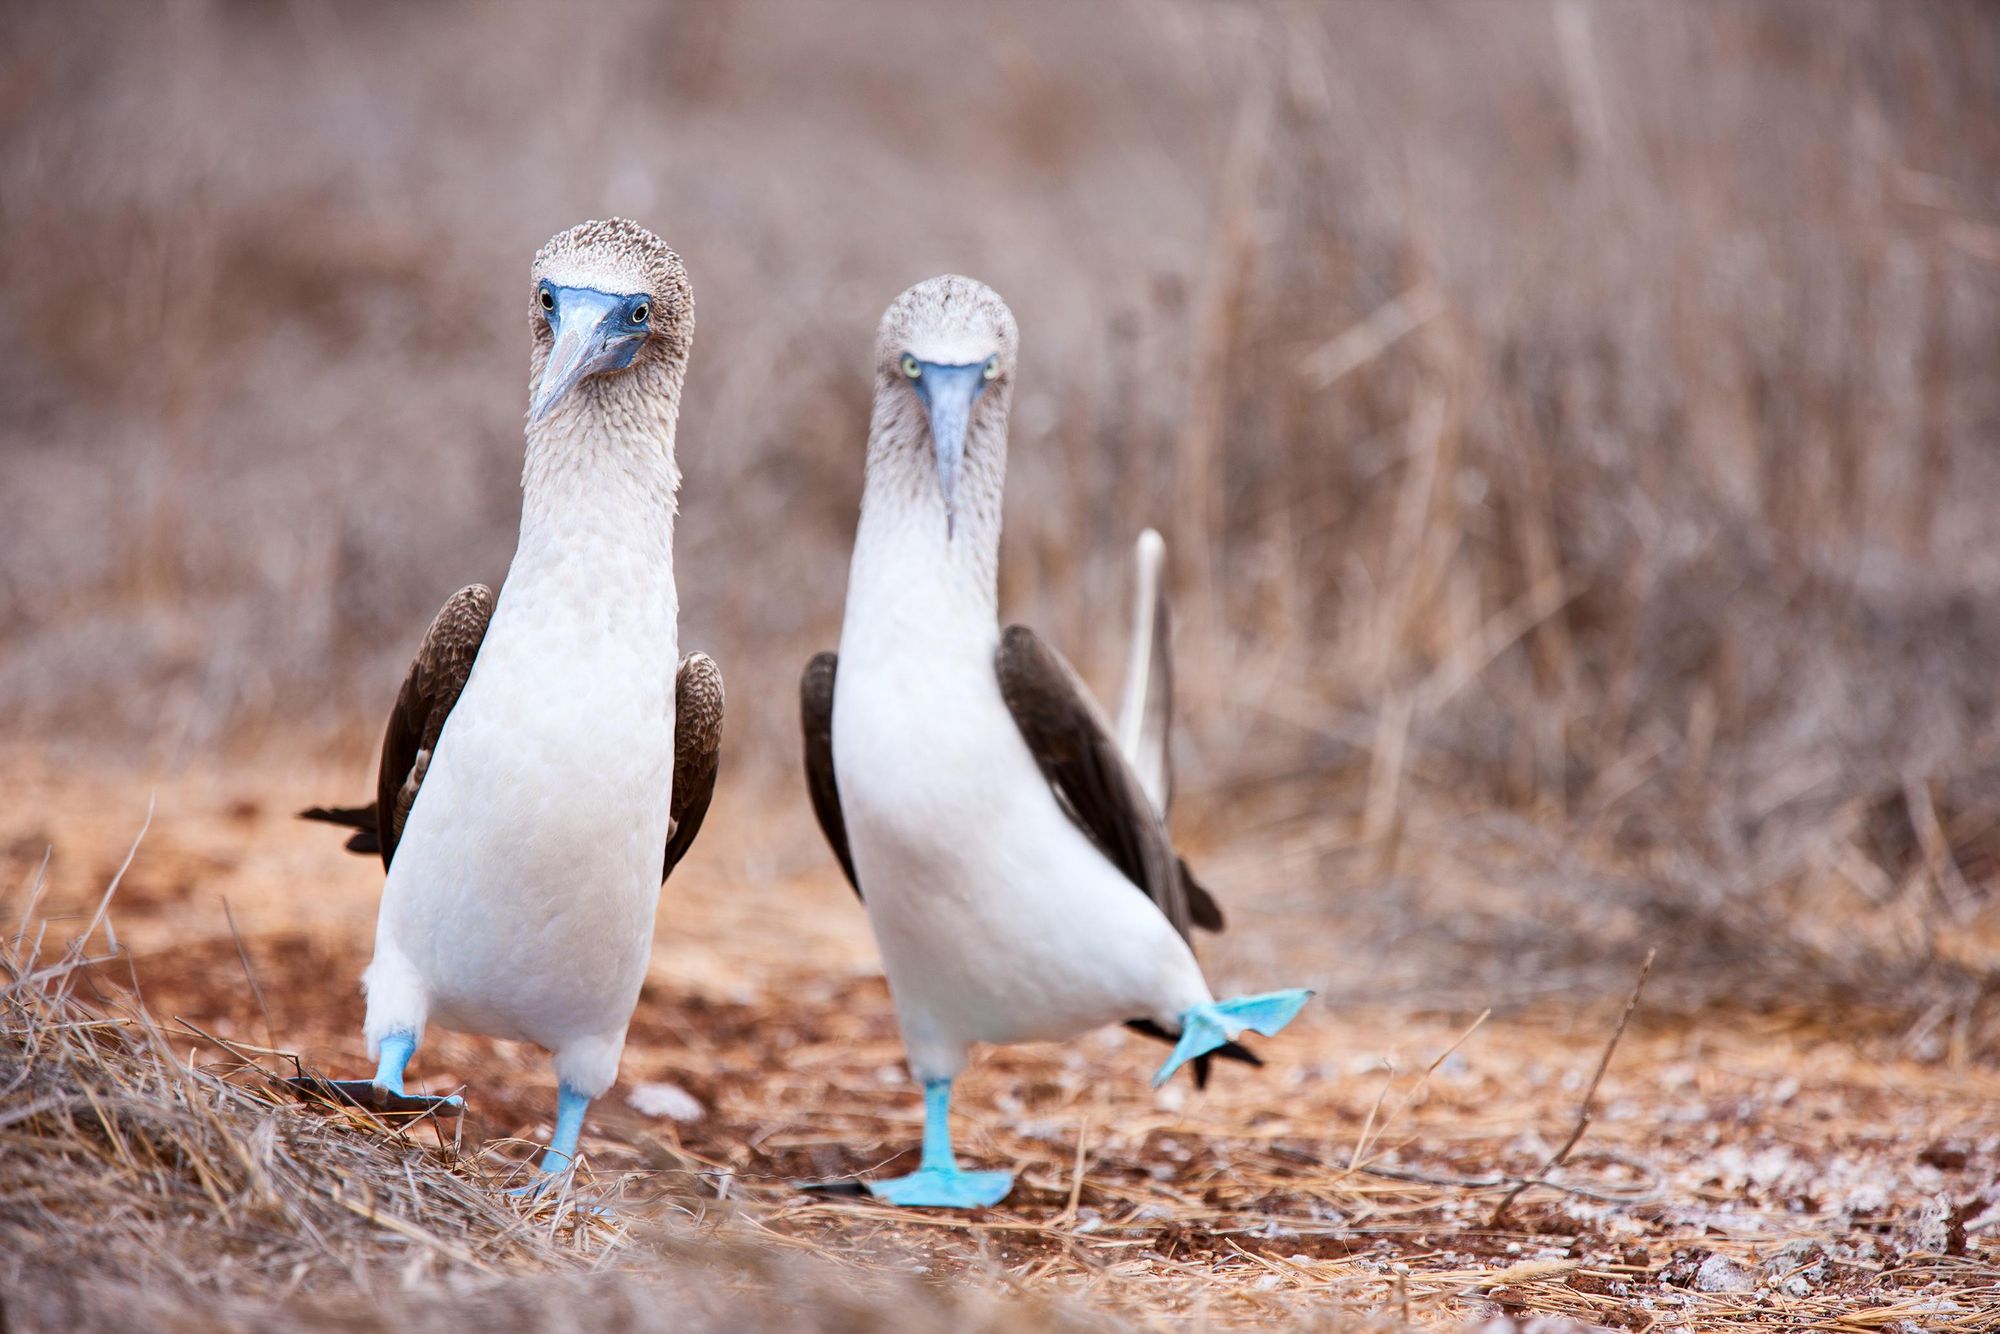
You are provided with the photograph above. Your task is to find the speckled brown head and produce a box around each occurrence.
[874,275,1017,385]
[527,218,693,424]
[872,276,1018,536]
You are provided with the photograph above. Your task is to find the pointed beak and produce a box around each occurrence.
[530,287,645,422]
[911,362,990,537]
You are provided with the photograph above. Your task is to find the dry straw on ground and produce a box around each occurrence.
[0,870,1113,1332]
[2,788,1995,1330]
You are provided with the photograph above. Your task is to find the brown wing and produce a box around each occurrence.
[662,652,724,881]
[799,651,860,897]
[995,625,1224,939]
[370,584,495,868]
[300,586,495,863]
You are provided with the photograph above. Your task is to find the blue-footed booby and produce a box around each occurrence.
[798,276,1310,1210]
[298,219,723,1187]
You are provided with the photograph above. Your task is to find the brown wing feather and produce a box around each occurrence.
[997,623,1236,1085]
[662,652,724,881]
[297,803,381,854]
[799,652,860,897]
[370,584,495,868]
[995,624,1226,940]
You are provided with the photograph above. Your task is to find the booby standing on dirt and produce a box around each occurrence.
[299,219,723,1185]
[798,277,1310,1209]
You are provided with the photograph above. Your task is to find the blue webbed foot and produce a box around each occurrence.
[1153,987,1314,1087]
[505,1174,570,1201]
[284,1077,465,1119]
[504,1080,596,1204]
[283,1031,464,1119]
[867,1167,1015,1209]
[504,1174,614,1217]
[858,1077,1013,1208]
[505,1178,549,1200]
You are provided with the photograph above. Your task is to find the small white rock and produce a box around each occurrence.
[1694,1253,1756,1294]
[627,1081,705,1122]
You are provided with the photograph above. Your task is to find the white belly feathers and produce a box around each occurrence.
[373,578,677,1053]
[831,634,1211,1080]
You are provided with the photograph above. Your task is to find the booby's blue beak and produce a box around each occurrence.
[530,283,652,421]
[908,359,995,537]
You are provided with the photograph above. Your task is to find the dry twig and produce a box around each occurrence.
[1488,948,1654,1226]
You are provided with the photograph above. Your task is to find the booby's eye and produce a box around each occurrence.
[631,302,650,325]
[538,288,555,312]
[900,353,921,379]
[982,356,1000,381]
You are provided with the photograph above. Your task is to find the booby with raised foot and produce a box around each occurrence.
[798,276,1309,1210]
[298,219,722,1189]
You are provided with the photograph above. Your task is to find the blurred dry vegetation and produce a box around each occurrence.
[7,0,2000,1032]
[3,0,2000,1326]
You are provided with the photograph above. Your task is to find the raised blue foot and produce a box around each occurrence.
[1154,988,1314,1087]
[864,1078,1014,1210]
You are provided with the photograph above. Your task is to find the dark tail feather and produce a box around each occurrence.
[299,804,381,856]
[1124,1018,1263,1090]
[299,803,377,830]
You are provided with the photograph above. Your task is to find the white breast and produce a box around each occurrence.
[373,524,678,1054]
[832,523,1210,1082]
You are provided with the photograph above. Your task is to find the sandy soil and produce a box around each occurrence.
[7,744,1997,1329]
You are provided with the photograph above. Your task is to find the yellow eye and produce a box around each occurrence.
[632,302,650,324]
[982,356,1000,381]
[900,353,921,379]
[539,288,555,312]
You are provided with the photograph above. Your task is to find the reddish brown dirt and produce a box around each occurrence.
[9,747,1998,1328]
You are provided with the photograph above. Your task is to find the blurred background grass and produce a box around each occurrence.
[3,1,1999,1040]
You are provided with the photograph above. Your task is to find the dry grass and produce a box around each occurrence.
[0,840,1120,1332]
[2,764,1995,1330]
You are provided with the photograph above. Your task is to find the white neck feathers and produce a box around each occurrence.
[515,358,685,572]
[848,382,1008,623]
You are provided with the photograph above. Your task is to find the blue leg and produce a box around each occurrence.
[508,1082,594,1199]
[373,1032,416,1095]
[365,1029,463,1113]
[865,1079,1014,1209]
[1154,988,1315,1088]
[283,1029,463,1119]
[538,1083,591,1174]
